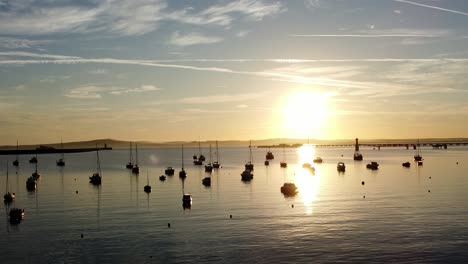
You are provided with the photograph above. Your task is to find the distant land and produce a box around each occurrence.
[1,138,468,150]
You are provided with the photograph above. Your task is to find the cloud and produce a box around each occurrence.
[65,84,161,98]
[168,31,223,47]
[394,0,468,16]
[236,30,250,38]
[88,68,109,75]
[394,10,402,14]
[0,37,50,49]
[39,76,71,83]
[0,51,81,59]
[0,0,283,36]
[180,92,269,104]
[290,28,454,38]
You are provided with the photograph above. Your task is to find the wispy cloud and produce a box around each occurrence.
[0,0,283,36]
[394,0,468,16]
[65,84,161,98]
[0,37,50,49]
[236,30,250,38]
[168,32,223,47]
[180,92,269,104]
[0,51,80,59]
[39,75,71,83]
[291,28,454,38]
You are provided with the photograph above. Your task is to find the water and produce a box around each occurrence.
[1,146,468,263]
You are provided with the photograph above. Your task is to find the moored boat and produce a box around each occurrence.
[337,162,346,172]
[280,183,298,196]
[366,161,379,170]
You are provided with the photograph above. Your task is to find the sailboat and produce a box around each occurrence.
[132,143,140,174]
[144,170,151,193]
[193,140,203,165]
[4,162,15,203]
[245,140,254,170]
[280,145,287,168]
[204,144,213,173]
[12,141,19,167]
[56,139,65,167]
[32,154,40,179]
[266,147,274,160]
[126,142,134,169]
[89,148,102,185]
[414,139,423,161]
[213,140,221,169]
[179,144,187,179]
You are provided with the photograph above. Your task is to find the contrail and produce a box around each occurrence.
[290,34,437,38]
[394,0,468,16]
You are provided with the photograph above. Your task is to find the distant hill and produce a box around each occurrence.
[1,137,467,150]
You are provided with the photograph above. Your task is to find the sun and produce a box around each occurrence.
[282,91,329,138]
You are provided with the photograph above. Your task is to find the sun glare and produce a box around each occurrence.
[283,91,329,138]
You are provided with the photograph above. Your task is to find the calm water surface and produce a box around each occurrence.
[1,146,468,263]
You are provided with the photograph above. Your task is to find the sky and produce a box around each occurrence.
[0,0,467,144]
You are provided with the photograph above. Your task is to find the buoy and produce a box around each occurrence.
[81,234,84,238]
[291,204,294,208]
[456,162,458,165]
[429,177,431,179]
[361,181,365,185]
[168,223,171,228]
[363,195,366,198]
[76,190,78,194]
[230,215,232,219]
[428,190,431,193]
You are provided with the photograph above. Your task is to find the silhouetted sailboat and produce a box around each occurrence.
[32,155,40,179]
[193,140,204,165]
[205,144,213,173]
[89,148,102,185]
[56,139,65,167]
[266,147,274,160]
[12,141,19,167]
[179,144,187,179]
[126,142,134,169]
[414,139,423,161]
[280,145,287,168]
[144,170,151,193]
[4,162,15,203]
[132,144,140,174]
[245,140,254,170]
[213,140,221,169]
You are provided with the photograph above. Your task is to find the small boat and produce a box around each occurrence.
[353,152,363,161]
[204,145,213,173]
[132,144,140,174]
[213,141,221,168]
[13,141,19,167]
[366,161,379,170]
[414,139,423,161]
[89,148,102,185]
[313,157,323,163]
[202,177,211,186]
[9,208,25,224]
[337,162,346,172]
[280,162,287,168]
[302,163,312,168]
[402,162,411,168]
[280,183,298,196]
[4,163,15,203]
[126,142,134,169]
[193,160,203,165]
[144,171,151,193]
[193,155,198,160]
[418,161,423,166]
[26,176,36,191]
[241,169,253,181]
[266,149,274,160]
[56,139,65,167]
[165,167,175,175]
[182,193,192,208]
[245,140,254,170]
[198,155,206,161]
[264,160,269,166]
[180,145,187,179]
[32,160,40,179]
[159,175,166,181]
[29,156,37,164]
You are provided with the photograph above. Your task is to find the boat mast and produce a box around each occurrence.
[249,140,253,163]
[16,140,18,161]
[129,142,133,164]
[181,144,184,170]
[35,153,38,173]
[209,144,212,164]
[135,143,139,165]
[61,138,65,160]
[96,147,102,176]
[198,139,201,156]
[5,161,8,194]
[216,140,219,163]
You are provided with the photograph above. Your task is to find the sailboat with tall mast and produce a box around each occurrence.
[204,144,213,173]
[132,143,140,174]
[245,140,254,170]
[12,141,19,167]
[280,144,287,168]
[56,139,65,167]
[179,144,187,179]
[32,154,40,179]
[414,139,423,161]
[4,162,15,203]
[213,140,221,169]
[89,148,102,185]
[193,140,204,165]
[126,142,134,169]
[144,170,151,193]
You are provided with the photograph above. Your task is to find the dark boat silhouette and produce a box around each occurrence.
[4,163,15,203]
[202,177,211,186]
[366,161,379,170]
[402,162,411,168]
[165,167,175,175]
[414,140,423,161]
[179,144,187,179]
[132,143,140,174]
[126,142,134,169]
[280,145,287,168]
[89,148,102,185]
[26,176,36,191]
[213,141,221,168]
[266,147,274,160]
[241,169,253,181]
[204,144,213,173]
[144,171,151,193]
[56,139,65,167]
[281,183,298,197]
[244,140,254,170]
[337,162,346,172]
[159,175,166,181]
[29,156,37,164]
[264,160,269,166]
[13,141,19,167]
[313,157,323,163]
[9,208,25,224]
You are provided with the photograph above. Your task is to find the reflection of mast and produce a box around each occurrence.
[97,186,101,225]
[355,138,359,152]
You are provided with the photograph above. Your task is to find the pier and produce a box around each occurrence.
[0,145,112,155]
